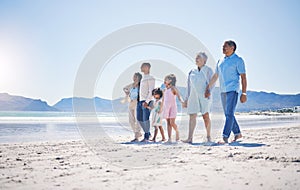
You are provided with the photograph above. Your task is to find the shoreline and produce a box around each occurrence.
[0,113,300,144]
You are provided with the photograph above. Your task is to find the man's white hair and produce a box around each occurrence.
[197,52,208,63]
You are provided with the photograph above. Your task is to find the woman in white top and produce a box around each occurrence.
[182,52,214,143]
[123,72,143,142]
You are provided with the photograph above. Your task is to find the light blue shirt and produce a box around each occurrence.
[216,53,246,93]
[129,87,139,100]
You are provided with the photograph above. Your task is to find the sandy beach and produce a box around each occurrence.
[1,124,299,190]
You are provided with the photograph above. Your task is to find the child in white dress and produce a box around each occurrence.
[149,88,166,142]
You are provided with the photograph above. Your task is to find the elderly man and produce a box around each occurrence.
[182,52,214,143]
[205,40,247,143]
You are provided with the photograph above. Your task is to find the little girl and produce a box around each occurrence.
[149,88,166,142]
[162,74,183,143]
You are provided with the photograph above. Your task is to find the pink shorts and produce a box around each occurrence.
[163,105,177,119]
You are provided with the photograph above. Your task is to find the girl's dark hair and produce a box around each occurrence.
[135,72,142,101]
[152,88,163,98]
[134,72,142,87]
[134,72,142,82]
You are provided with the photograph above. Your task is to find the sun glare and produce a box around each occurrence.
[0,36,26,91]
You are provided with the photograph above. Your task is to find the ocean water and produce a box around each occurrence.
[0,111,299,143]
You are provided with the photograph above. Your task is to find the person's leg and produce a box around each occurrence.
[202,112,211,142]
[141,105,151,140]
[158,126,166,141]
[128,102,135,129]
[151,126,158,142]
[129,101,139,139]
[170,118,179,141]
[222,91,238,141]
[232,117,242,141]
[182,114,197,143]
[136,101,145,133]
[133,101,142,138]
[166,119,172,142]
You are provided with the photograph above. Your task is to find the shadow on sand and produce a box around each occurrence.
[206,141,266,147]
[120,141,266,147]
[120,141,165,145]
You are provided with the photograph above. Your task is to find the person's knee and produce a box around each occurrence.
[189,114,197,120]
[203,113,210,120]
[170,120,176,126]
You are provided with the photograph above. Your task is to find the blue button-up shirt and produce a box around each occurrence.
[216,53,246,93]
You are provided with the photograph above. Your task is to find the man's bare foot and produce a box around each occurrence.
[161,139,166,142]
[218,137,229,144]
[182,139,192,144]
[233,134,242,142]
[149,139,156,142]
[207,136,212,142]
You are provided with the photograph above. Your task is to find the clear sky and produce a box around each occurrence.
[0,0,299,105]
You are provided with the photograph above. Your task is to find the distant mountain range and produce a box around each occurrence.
[0,93,57,111]
[0,89,300,112]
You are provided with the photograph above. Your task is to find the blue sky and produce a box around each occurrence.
[0,0,299,105]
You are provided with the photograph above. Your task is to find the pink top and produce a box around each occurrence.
[163,88,177,118]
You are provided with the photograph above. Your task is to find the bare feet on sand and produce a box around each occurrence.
[233,134,243,142]
[218,137,229,144]
[182,139,193,144]
[140,138,149,143]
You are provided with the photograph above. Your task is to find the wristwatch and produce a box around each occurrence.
[242,92,247,96]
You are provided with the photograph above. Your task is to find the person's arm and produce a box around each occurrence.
[146,78,155,104]
[143,77,155,107]
[146,105,152,110]
[183,71,191,108]
[123,83,132,95]
[205,73,218,98]
[173,87,184,103]
[159,92,164,114]
[158,101,163,113]
[240,73,247,103]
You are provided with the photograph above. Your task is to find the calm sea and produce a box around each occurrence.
[0,111,299,143]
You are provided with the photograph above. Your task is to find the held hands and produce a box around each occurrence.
[143,102,148,108]
[204,86,211,98]
[182,100,187,108]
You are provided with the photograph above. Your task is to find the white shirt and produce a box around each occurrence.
[185,65,214,101]
[139,74,155,103]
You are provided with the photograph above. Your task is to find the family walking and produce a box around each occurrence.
[123,40,247,144]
